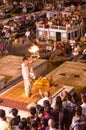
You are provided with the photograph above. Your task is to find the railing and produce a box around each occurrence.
[37,22,83,31]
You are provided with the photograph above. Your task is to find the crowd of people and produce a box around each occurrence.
[0,9,37,55]
[39,9,83,31]
[0,0,85,56]
[0,90,86,130]
[0,1,86,130]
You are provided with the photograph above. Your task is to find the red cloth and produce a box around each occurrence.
[77,0,81,5]
[0,44,3,49]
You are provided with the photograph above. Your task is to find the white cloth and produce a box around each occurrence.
[82,49,86,55]
[72,47,79,56]
[0,120,11,130]
[37,97,49,106]
[25,31,30,38]
[22,63,29,79]
[21,63,31,96]
[81,103,86,116]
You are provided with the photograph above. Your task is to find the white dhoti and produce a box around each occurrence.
[24,78,32,96]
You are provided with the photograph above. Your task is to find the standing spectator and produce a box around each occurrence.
[51,96,64,130]
[37,91,52,106]
[0,109,11,130]
[70,107,86,130]
[81,94,86,117]
[9,108,20,125]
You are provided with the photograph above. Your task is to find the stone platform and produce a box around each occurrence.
[0,55,47,89]
[0,76,5,90]
[46,61,86,92]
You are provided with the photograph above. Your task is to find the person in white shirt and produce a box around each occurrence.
[25,29,30,38]
[81,94,86,117]
[69,38,76,50]
[37,91,52,106]
[21,56,33,97]
[0,109,11,130]
[72,45,80,57]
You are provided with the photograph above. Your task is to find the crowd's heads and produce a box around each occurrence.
[75,105,82,116]
[21,117,27,127]
[37,106,44,114]
[43,100,50,108]
[45,106,51,114]
[18,121,25,130]
[11,108,18,117]
[81,94,86,103]
[31,120,38,129]
[48,118,55,128]
[61,91,68,101]
[41,118,48,127]
[23,56,28,62]
[66,93,72,101]
[29,107,36,116]
[0,109,6,119]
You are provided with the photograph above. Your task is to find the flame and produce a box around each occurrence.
[28,45,39,53]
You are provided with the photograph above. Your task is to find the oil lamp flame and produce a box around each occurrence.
[29,45,39,53]
[28,45,40,58]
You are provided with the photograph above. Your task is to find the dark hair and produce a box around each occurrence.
[18,121,25,129]
[38,106,44,114]
[23,56,28,61]
[12,108,18,117]
[75,105,82,115]
[82,95,86,103]
[66,93,72,101]
[0,109,5,118]
[55,96,62,111]
[56,96,62,105]
[30,107,36,116]
[31,120,38,129]
[43,100,50,107]
[45,106,51,113]
[10,116,20,126]
[41,118,48,127]
[71,92,78,103]
[21,117,27,127]
[75,109,82,116]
